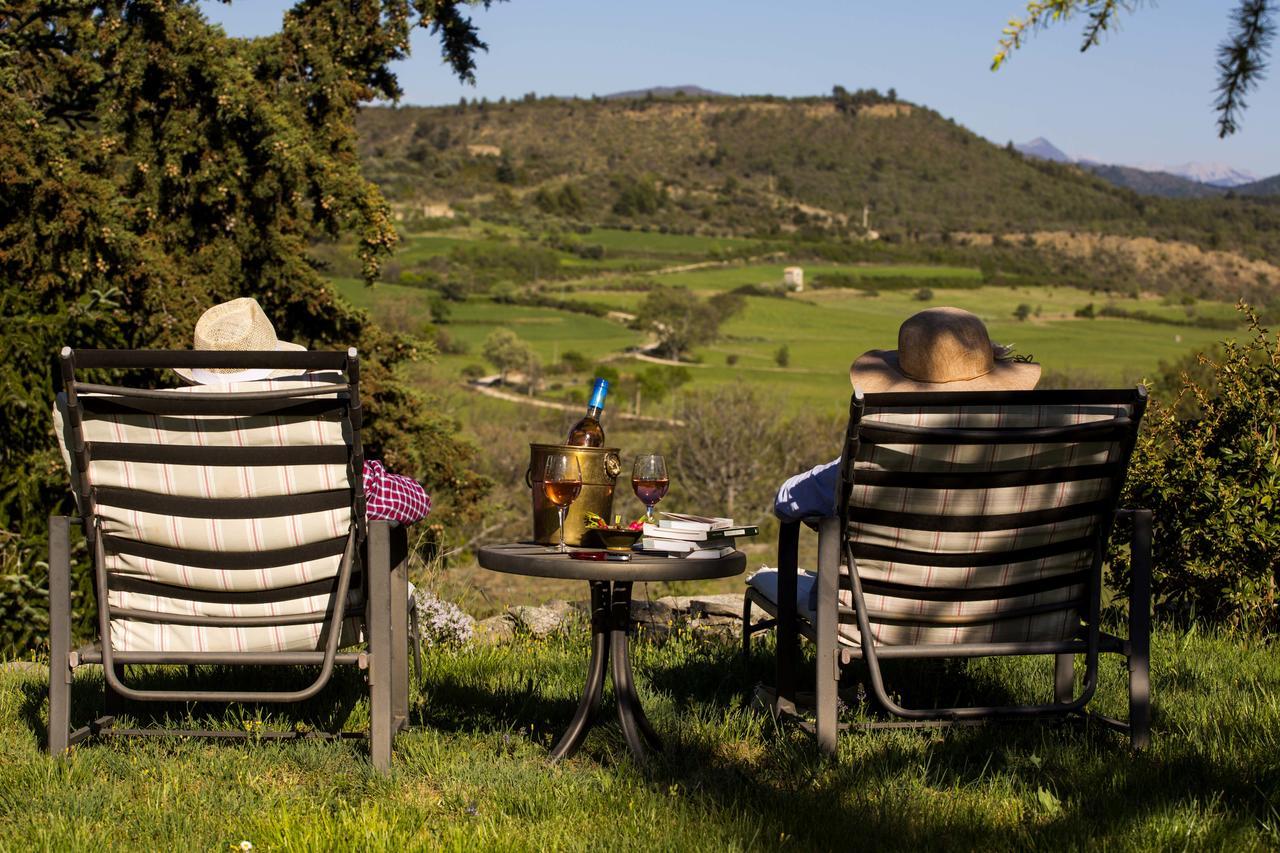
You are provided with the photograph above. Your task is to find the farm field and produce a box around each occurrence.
[322,227,1255,613]
[330,228,1247,417]
[331,277,646,365]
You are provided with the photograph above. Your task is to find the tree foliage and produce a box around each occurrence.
[636,287,745,360]
[1111,306,1280,630]
[481,328,537,384]
[663,386,842,522]
[0,0,498,652]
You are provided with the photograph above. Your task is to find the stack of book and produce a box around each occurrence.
[637,512,758,559]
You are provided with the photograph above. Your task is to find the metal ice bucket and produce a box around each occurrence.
[527,443,621,546]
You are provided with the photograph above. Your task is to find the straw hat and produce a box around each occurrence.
[849,307,1040,393]
[174,297,307,384]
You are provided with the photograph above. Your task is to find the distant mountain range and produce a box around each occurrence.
[1016,137,1071,163]
[604,85,726,99]
[1159,161,1258,187]
[1014,138,1276,197]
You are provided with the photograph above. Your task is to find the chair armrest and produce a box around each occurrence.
[366,519,410,569]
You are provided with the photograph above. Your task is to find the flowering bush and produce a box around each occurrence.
[414,590,475,648]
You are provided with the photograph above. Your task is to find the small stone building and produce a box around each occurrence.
[783,266,804,292]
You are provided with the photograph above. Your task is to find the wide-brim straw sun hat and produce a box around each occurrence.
[849,307,1041,393]
[174,297,308,385]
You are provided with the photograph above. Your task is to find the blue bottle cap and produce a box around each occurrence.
[589,378,609,409]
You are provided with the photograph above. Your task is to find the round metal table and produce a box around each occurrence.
[477,543,747,764]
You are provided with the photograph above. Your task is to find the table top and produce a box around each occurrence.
[477,543,748,582]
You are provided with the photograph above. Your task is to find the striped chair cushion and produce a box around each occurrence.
[54,378,360,654]
[833,401,1132,648]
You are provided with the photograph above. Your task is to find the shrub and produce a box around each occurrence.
[433,328,469,355]
[1013,303,1032,322]
[914,287,934,301]
[560,350,592,373]
[1075,303,1096,319]
[592,364,621,385]
[775,345,791,367]
[635,365,692,407]
[429,294,452,324]
[612,175,667,216]
[1112,307,1280,630]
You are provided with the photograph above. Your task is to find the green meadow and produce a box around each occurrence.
[331,229,1246,417]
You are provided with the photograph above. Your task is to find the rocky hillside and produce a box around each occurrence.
[355,93,1280,260]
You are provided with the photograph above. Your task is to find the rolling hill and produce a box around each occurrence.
[355,93,1280,261]
[1238,173,1280,197]
[1080,164,1228,199]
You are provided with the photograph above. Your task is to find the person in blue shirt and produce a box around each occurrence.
[773,307,1041,523]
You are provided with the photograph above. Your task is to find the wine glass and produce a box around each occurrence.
[543,453,583,553]
[631,453,669,524]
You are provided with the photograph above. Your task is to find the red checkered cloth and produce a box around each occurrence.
[363,459,432,524]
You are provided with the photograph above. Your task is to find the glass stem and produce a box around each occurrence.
[557,506,567,552]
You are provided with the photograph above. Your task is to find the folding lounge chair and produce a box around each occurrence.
[744,388,1152,752]
[47,348,412,770]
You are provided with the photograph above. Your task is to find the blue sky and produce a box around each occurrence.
[200,1,1280,177]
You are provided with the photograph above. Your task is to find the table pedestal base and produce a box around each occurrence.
[549,581,662,764]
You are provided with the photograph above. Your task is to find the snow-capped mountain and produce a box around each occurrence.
[1159,162,1258,188]
[1015,138,1262,191]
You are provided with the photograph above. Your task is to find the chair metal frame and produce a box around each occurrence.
[745,387,1152,752]
[47,348,412,770]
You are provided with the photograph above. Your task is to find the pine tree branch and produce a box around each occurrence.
[1214,0,1275,137]
[1081,0,1125,52]
[413,1,504,84]
[991,1,1139,70]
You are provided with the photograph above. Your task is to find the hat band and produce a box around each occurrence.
[897,362,994,384]
[186,367,277,385]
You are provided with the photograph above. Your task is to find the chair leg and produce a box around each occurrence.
[741,595,753,659]
[814,518,842,756]
[367,522,394,772]
[1128,510,1153,749]
[1054,654,1075,704]
[389,527,410,726]
[48,516,72,756]
[776,521,800,714]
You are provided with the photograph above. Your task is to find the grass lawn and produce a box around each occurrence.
[3,625,1278,849]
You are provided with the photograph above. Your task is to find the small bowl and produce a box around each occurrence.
[587,527,642,551]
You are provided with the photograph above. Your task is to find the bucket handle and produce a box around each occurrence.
[524,466,533,489]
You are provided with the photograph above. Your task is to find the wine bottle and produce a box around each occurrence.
[565,378,609,447]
